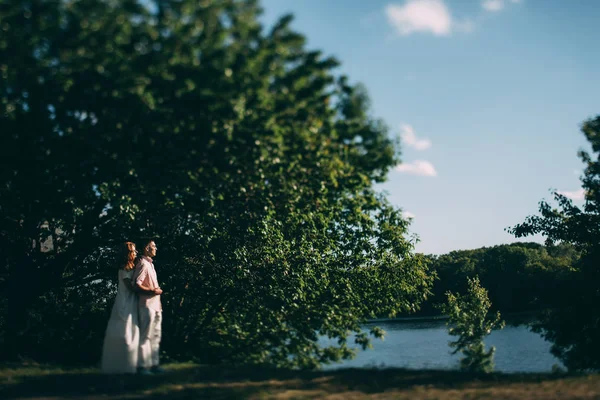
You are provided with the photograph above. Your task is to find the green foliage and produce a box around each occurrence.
[0,0,433,366]
[441,276,504,373]
[423,242,578,316]
[509,116,600,371]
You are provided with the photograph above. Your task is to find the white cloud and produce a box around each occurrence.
[558,188,585,201]
[454,18,476,33]
[482,0,522,12]
[403,211,416,219]
[401,124,432,150]
[385,0,452,37]
[396,160,438,176]
[482,0,504,12]
[385,0,520,38]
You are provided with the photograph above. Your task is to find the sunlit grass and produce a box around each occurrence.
[1,363,599,399]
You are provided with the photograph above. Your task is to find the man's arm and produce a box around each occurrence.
[134,262,161,295]
[137,281,161,295]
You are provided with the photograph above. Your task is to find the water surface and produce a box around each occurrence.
[321,319,562,373]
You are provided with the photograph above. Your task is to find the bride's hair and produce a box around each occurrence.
[120,241,137,271]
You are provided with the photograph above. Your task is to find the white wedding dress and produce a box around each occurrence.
[101,269,140,374]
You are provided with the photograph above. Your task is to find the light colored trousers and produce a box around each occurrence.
[138,307,162,368]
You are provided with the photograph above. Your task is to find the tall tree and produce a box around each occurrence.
[509,115,600,371]
[0,0,433,366]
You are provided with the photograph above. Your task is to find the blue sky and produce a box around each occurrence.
[259,0,600,255]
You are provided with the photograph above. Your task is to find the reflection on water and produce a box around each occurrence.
[320,319,562,373]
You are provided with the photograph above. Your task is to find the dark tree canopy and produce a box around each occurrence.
[0,0,432,367]
[423,242,579,316]
[509,115,600,371]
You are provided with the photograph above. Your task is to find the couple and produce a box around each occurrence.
[100,239,164,375]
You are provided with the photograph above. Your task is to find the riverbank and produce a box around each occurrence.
[367,310,545,324]
[2,362,600,399]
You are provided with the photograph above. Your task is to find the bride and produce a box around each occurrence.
[101,241,140,374]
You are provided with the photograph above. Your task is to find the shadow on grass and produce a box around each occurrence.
[0,363,573,399]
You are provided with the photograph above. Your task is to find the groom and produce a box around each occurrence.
[134,239,164,374]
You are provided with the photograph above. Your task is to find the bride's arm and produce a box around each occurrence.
[123,277,135,291]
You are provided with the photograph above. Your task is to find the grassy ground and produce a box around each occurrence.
[2,362,600,399]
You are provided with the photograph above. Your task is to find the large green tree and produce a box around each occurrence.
[0,0,433,366]
[509,115,600,371]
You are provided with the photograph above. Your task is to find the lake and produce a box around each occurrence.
[321,319,563,373]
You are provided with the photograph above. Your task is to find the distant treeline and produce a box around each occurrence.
[418,242,580,316]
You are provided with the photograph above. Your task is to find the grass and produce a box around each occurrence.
[2,362,600,399]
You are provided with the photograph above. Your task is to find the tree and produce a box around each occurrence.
[0,0,433,366]
[509,115,600,371]
[441,276,504,373]
[423,243,578,317]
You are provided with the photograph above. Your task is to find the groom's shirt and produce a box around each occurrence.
[134,255,162,312]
